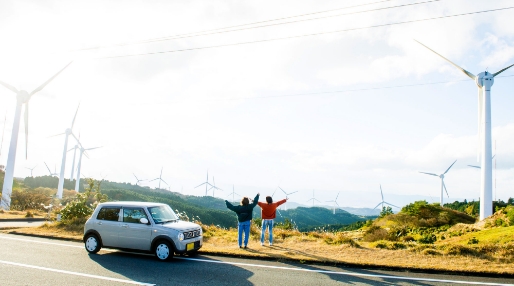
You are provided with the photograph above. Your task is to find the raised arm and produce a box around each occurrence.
[251,193,260,208]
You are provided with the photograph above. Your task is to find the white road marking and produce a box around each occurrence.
[0,259,154,286]
[2,234,512,285]
[176,257,514,286]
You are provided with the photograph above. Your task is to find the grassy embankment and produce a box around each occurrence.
[3,205,514,275]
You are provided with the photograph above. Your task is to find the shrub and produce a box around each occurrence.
[59,179,107,224]
[373,241,388,249]
[443,245,478,256]
[363,226,389,242]
[418,233,436,244]
[467,237,479,245]
[401,235,415,242]
[25,210,34,218]
[324,232,360,247]
[422,248,441,255]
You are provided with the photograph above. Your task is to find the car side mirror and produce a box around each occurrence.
[140,218,149,224]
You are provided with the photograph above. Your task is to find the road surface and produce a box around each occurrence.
[0,233,512,285]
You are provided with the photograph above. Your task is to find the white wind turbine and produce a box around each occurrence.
[68,134,81,181]
[279,187,297,210]
[44,162,58,177]
[226,185,240,203]
[416,41,514,220]
[54,105,80,199]
[150,167,168,189]
[306,190,321,207]
[74,145,102,192]
[0,62,72,209]
[195,171,213,196]
[133,173,145,186]
[326,192,340,215]
[208,177,223,197]
[373,185,399,211]
[419,160,457,207]
[25,164,37,177]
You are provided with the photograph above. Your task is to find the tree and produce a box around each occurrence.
[59,179,107,224]
[380,206,393,217]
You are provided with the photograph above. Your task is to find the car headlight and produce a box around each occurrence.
[199,228,203,235]
[178,233,184,241]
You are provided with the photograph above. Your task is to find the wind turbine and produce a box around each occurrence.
[468,155,495,169]
[150,167,168,189]
[373,185,399,211]
[0,62,72,209]
[25,164,37,177]
[74,145,102,192]
[133,173,145,186]
[419,160,457,207]
[326,192,340,215]
[54,104,80,199]
[68,134,81,180]
[195,171,213,196]
[306,190,321,207]
[226,185,240,203]
[416,41,514,220]
[0,110,6,158]
[208,177,223,197]
[279,187,297,210]
[44,162,58,177]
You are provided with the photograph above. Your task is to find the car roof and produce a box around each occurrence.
[97,201,168,208]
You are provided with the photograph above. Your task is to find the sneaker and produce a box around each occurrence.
[261,243,264,246]
[244,246,247,249]
[269,242,273,246]
[239,246,242,248]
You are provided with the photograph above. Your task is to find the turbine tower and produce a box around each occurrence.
[74,145,102,192]
[279,187,298,210]
[416,40,514,220]
[306,190,321,207]
[419,160,457,207]
[195,171,213,196]
[0,62,72,209]
[326,192,340,215]
[373,185,399,211]
[226,185,240,203]
[150,167,168,189]
[54,104,80,199]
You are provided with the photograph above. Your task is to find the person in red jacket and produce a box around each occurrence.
[257,196,287,246]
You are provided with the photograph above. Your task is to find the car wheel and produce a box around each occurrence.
[85,234,101,254]
[155,241,173,261]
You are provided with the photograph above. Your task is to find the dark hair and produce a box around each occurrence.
[240,197,249,206]
[266,196,273,204]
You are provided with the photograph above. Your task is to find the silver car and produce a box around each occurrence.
[83,201,202,261]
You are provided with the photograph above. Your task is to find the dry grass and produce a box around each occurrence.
[0,209,45,219]
[3,221,514,275]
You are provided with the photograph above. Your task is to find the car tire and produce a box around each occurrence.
[155,241,173,261]
[85,234,101,254]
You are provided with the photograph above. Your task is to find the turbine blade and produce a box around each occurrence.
[335,192,340,200]
[71,104,80,129]
[161,179,168,185]
[492,63,514,77]
[477,87,483,162]
[288,191,298,195]
[49,132,66,138]
[443,160,457,174]
[442,180,449,198]
[24,102,29,159]
[133,173,138,180]
[29,62,73,97]
[384,202,400,208]
[0,80,19,94]
[419,171,438,177]
[86,146,102,151]
[44,162,51,173]
[149,178,159,182]
[467,165,480,169]
[194,182,206,188]
[373,202,382,210]
[380,185,384,201]
[279,186,287,195]
[414,40,475,80]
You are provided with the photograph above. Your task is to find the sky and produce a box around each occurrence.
[0,0,514,209]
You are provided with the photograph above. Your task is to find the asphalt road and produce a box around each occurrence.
[0,233,513,286]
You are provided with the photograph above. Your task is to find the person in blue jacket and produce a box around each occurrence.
[225,193,260,249]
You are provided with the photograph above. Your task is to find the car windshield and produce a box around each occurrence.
[148,205,179,224]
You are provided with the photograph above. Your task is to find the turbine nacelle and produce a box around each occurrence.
[475,71,494,88]
[17,90,30,103]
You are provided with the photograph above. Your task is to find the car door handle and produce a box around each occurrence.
[122,224,128,228]
[96,222,102,225]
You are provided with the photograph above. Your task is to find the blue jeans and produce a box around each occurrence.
[238,220,251,247]
[261,219,274,244]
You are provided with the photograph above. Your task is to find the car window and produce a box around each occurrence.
[148,205,178,223]
[123,208,148,223]
[97,207,121,221]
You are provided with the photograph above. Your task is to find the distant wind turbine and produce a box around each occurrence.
[195,171,213,196]
[373,185,399,211]
[150,167,168,189]
[53,104,81,199]
[0,62,72,209]
[74,145,102,192]
[279,187,297,210]
[133,173,145,186]
[208,177,223,197]
[326,192,340,215]
[25,164,37,177]
[306,190,321,207]
[226,185,240,203]
[419,160,457,206]
[416,40,513,220]
[44,162,58,177]
[68,133,81,180]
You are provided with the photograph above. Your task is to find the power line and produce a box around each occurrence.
[75,0,398,51]
[80,0,442,51]
[98,6,514,59]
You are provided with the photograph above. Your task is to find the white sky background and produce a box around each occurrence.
[0,0,514,208]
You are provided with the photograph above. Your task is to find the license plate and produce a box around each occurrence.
[187,243,194,251]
